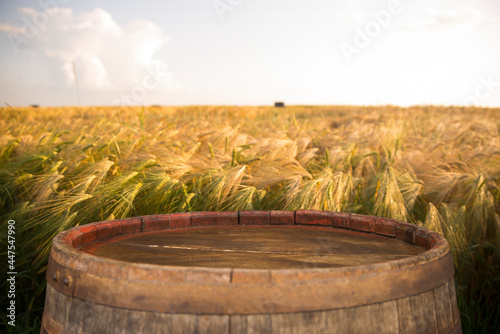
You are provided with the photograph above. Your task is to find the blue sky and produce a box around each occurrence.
[0,0,499,107]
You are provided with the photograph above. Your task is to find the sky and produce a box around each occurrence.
[0,0,499,107]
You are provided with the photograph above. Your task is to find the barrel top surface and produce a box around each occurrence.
[81,226,425,269]
[45,211,454,314]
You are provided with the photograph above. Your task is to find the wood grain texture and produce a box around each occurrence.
[434,281,454,333]
[448,277,460,327]
[230,314,272,334]
[41,211,462,334]
[272,311,327,334]
[42,285,67,333]
[210,301,399,334]
[397,290,438,334]
[43,285,231,334]
[43,284,462,334]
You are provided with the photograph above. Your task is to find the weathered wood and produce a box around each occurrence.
[323,301,399,334]
[397,290,438,334]
[272,311,327,334]
[85,227,424,269]
[341,304,374,334]
[448,277,460,327]
[42,285,66,333]
[368,301,399,334]
[230,314,272,334]
[41,211,462,334]
[43,282,461,334]
[434,280,454,333]
[323,307,350,334]
[45,285,231,333]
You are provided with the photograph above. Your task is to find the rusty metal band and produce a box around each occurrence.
[41,310,63,334]
[46,250,454,315]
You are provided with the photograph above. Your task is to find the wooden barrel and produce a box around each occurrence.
[41,211,461,334]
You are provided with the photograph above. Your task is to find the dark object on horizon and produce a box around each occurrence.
[274,102,285,107]
[30,104,39,108]
[151,105,161,108]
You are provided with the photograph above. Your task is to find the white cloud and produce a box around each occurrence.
[0,22,23,35]
[0,7,175,91]
[427,8,483,27]
[395,8,484,33]
[17,7,37,16]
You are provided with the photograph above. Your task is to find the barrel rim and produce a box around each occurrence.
[51,211,448,277]
[46,211,454,314]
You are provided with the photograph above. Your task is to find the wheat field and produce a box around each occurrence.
[1,105,499,333]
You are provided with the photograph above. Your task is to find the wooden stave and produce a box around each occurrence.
[42,278,461,334]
